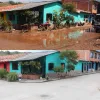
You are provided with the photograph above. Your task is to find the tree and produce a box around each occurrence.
[62,3,76,13]
[53,10,74,29]
[19,10,39,25]
[9,1,22,5]
[21,61,41,74]
[60,50,78,72]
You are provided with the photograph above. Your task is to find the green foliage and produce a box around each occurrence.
[20,10,39,25]
[60,50,78,72]
[0,17,13,32]
[53,66,64,73]
[9,1,22,5]
[0,69,8,79]
[53,10,65,28]
[7,72,18,82]
[62,3,76,13]
[53,10,74,29]
[67,64,75,72]
[21,61,41,70]
[21,61,41,74]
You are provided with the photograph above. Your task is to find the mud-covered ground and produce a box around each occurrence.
[0,25,99,50]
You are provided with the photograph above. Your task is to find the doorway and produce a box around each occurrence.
[4,64,7,71]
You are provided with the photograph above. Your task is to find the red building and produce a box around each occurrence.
[0,53,26,72]
[62,0,93,12]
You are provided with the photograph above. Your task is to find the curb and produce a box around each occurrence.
[19,72,100,83]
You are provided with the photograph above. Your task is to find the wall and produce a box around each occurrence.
[46,52,67,74]
[43,2,62,23]
[0,62,10,72]
[6,12,17,25]
[75,61,82,71]
[62,0,92,12]
[10,62,21,74]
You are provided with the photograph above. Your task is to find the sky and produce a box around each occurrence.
[0,0,54,3]
[1,50,56,52]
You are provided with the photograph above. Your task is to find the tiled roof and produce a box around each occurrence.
[0,53,27,62]
[0,4,23,12]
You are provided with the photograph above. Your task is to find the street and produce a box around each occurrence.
[0,73,100,100]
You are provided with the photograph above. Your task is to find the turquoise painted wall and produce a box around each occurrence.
[46,52,67,74]
[6,12,17,24]
[43,2,62,23]
[68,12,86,23]
[75,61,82,71]
[10,62,21,74]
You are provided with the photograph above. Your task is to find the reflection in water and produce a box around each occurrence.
[68,30,84,39]
[43,29,91,47]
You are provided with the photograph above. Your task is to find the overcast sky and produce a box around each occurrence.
[1,50,56,52]
[0,0,54,3]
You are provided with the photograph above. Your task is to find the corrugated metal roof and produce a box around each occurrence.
[13,50,58,62]
[8,1,61,11]
[95,0,100,2]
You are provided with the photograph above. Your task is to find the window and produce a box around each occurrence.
[46,13,52,21]
[83,63,87,71]
[9,14,15,21]
[94,53,97,59]
[61,63,65,69]
[90,52,94,58]
[12,62,18,70]
[48,63,54,70]
[98,54,100,59]
[1,13,4,18]
[84,15,88,18]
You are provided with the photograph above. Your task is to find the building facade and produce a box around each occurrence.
[0,1,92,29]
[62,0,93,12]
[0,50,100,79]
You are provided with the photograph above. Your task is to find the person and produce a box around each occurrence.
[18,73,22,81]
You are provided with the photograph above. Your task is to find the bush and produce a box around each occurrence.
[7,72,18,82]
[53,66,64,73]
[0,69,8,79]
[67,64,75,72]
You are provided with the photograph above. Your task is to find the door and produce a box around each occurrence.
[4,64,7,71]
[82,63,84,72]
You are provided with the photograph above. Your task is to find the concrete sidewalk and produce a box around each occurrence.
[19,71,100,83]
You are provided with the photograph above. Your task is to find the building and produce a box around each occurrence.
[0,0,92,30]
[0,50,99,79]
[62,0,93,12]
[0,53,27,72]
[0,1,62,29]
[93,0,100,14]
[75,50,100,73]
[62,0,93,22]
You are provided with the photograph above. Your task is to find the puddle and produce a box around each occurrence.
[68,30,84,39]
[42,28,94,47]
[40,94,54,99]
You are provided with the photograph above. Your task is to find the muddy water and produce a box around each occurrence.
[0,26,96,49]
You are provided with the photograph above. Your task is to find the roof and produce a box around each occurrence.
[94,0,100,2]
[0,4,23,12]
[0,53,27,62]
[13,50,58,62]
[8,1,61,11]
[76,9,91,13]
